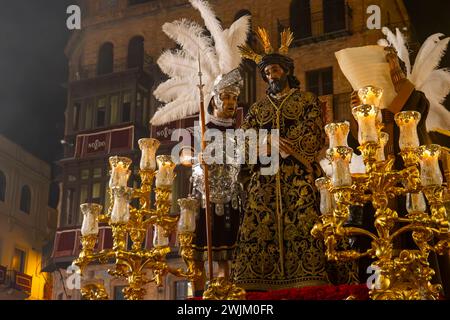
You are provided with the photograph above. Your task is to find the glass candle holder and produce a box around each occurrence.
[395,111,421,151]
[358,85,383,108]
[177,197,199,233]
[327,146,353,187]
[325,121,350,148]
[417,145,443,187]
[138,138,160,171]
[375,132,389,162]
[155,155,176,188]
[406,192,427,214]
[352,104,379,145]
[80,203,102,236]
[109,156,132,188]
[315,177,334,215]
[153,225,169,247]
[110,187,132,224]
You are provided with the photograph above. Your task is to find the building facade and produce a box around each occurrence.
[0,135,56,300]
[49,0,410,300]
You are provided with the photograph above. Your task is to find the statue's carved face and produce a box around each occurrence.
[214,91,238,119]
[264,64,288,94]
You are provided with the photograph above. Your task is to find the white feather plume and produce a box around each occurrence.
[225,15,251,68]
[153,77,194,103]
[411,37,450,88]
[157,50,198,79]
[395,28,411,77]
[152,98,199,126]
[410,33,444,84]
[162,19,219,77]
[419,69,450,131]
[190,0,234,74]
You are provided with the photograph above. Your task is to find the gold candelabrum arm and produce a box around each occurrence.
[74,162,201,300]
[313,143,449,300]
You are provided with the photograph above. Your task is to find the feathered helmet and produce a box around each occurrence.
[239,27,298,85]
[150,0,250,126]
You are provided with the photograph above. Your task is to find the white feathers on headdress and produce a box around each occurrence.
[381,28,450,132]
[150,1,250,126]
[157,50,198,80]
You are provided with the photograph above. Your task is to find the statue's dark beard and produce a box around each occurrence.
[268,75,288,95]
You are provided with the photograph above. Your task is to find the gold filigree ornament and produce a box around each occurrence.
[312,88,450,300]
[73,141,202,300]
[238,27,294,63]
[203,277,246,300]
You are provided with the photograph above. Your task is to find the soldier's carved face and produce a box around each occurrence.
[214,91,238,119]
[264,64,289,94]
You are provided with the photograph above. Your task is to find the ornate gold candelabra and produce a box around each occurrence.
[312,86,450,300]
[73,138,202,300]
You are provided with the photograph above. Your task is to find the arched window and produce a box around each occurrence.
[20,185,31,214]
[97,42,114,75]
[127,36,145,69]
[0,170,6,202]
[323,0,346,33]
[290,0,312,40]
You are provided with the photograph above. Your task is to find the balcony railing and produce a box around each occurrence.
[0,267,32,298]
[71,55,154,82]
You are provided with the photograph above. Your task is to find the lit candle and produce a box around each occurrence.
[394,111,421,151]
[417,145,443,187]
[110,187,132,224]
[358,85,383,107]
[138,138,160,171]
[80,203,102,236]
[375,132,389,162]
[153,225,169,247]
[109,156,132,188]
[352,104,379,145]
[325,121,350,148]
[315,177,334,215]
[177,197,199,233]
[406,192,426,214]
[179,146,194,167]
[155,155,176,188]
[327,146,353,187]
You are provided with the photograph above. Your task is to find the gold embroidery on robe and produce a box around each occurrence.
[231,89,331,290]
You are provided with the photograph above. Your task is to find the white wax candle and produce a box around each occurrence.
[358,86,383,107]
[353,105,379,145]
[395,111,421,151]
[326,122,349,148]
[110,164,129,188]
[110,187,131,224]
[328,147,353,187]
[80,203,101,236]
[419,147,443,187]
[139,138,159,171]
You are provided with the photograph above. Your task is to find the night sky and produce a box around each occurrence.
[0,0,449,166]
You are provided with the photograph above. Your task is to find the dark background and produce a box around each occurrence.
[0,0,448,165]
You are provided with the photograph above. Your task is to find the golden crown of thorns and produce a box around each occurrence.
[238,27,294,63]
